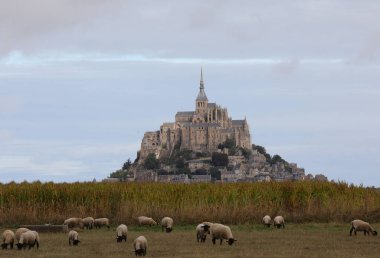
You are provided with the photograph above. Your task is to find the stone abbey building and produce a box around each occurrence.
[138,70,251,162]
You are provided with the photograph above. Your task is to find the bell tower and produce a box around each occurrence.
[195,68,208,114]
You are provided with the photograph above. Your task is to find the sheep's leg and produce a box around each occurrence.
[220,239,223,245]
[212,238,216,245]
[349,227,354,236]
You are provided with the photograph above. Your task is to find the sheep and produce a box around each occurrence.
[262,215,271,228]
[196,223,212,243]
[161,217,174,233]
[2,229,15,249]
[15,228,30,243]
[94,218,110,229]
[210,223,237,245]
[116,224,128,242]
[16,230,39,250]
[64,217,84,229]
[273,216,285,229]
[350,219,377,236]
[133,236,147,256]
[68,230,80,246]
[82,217,95,230]
[138,216,157,226]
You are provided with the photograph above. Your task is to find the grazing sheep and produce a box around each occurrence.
[15,228,30,243]
[64,217,84,229]
[161,217,174,233]
[262,215,271,227]
[138,216,157,226]
[273,216,285,229]
[68,230,80,246]
[133,236,147,256]
[2,229,15,249]
[210,223,237,245]
[82,217,95,230]
[350,219,377,236]
[94,218,110,229]
[196,223,212,243]
[16,231,39,250]
[116,224,128,242]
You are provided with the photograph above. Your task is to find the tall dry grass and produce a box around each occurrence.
[0,181,379,226]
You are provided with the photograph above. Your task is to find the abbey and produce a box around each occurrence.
[139,70,251,162]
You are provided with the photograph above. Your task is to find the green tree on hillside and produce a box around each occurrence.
[144,153,160,170]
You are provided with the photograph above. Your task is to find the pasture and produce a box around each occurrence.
[2,224,380,257]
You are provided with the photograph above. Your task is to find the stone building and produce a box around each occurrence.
[139,69,251,162]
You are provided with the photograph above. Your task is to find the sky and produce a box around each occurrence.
[0,0,379,185]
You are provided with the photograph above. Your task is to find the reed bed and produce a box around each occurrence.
[0,181,379,226]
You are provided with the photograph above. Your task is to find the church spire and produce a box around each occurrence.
[196,67,208,101]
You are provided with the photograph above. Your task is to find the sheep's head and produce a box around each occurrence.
[227,238,237,245]
[135,248,144,256]
[1,243,8,249]
[165,228,172,233]
[16,243,24,250]
[73,240,80,245]
[202,224,210,233]
[373,230,378,236]
[117,236,124,242]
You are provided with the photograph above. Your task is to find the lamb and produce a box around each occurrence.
[63,217,84,229]
[138,216,157,226]
[68,230,80,246]
[161,217,174,233]
[196,223,212,243]
[133,236,147,256]
[273,216,285,229]
[82,217,95,230]
[15,228,30,243]
[210,223,237,245]
[16,230,39,250]
[94,218,110,229]
[116,224,128,242]
[262,215,271,227]
[2,229,15,249]
[350,219,377,236]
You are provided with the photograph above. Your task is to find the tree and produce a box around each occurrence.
[211,152,229,167]
[175,158,185,169]
[122,159,132,170]
[252,144,266,154]
[209,167,221,181]
[144,153,160,170]
[271,154,286,165]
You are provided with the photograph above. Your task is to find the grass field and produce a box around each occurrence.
[2,223,380,258]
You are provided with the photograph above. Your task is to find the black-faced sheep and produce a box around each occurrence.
[350,219,377,236]
[138,216,157,226]
[210,223,237,246]
[262,215,271,227]
[64,217,84,229]
[82,217,95,230]
[16,230,39,250]
[116,224,128,242]
[161,217,174,233]
[15,228,30,244]
[196,223,212,243]
[2,229,15,249]
[68,230,80,246]
[133,236,147,256]
[273,216,285,229]
[94,218,110,229]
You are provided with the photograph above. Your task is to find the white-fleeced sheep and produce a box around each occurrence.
[273,216,285,229]
[196,223,212,243]
[82,217,95,230]
[133,236,147,256]
[262,215,272,227]
[161,217,174,233]
[210,223,237,245]
[94,218,110,229]
[16,230,39,250]
[116,224,128,242]
[138,216,157,226]
[68,230,80,246]
[15,228,30,243]
[350,219,377,236]
[64,218,84,229]
[2,229,15,249]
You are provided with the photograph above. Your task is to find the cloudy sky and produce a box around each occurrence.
[1,0,379,185]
